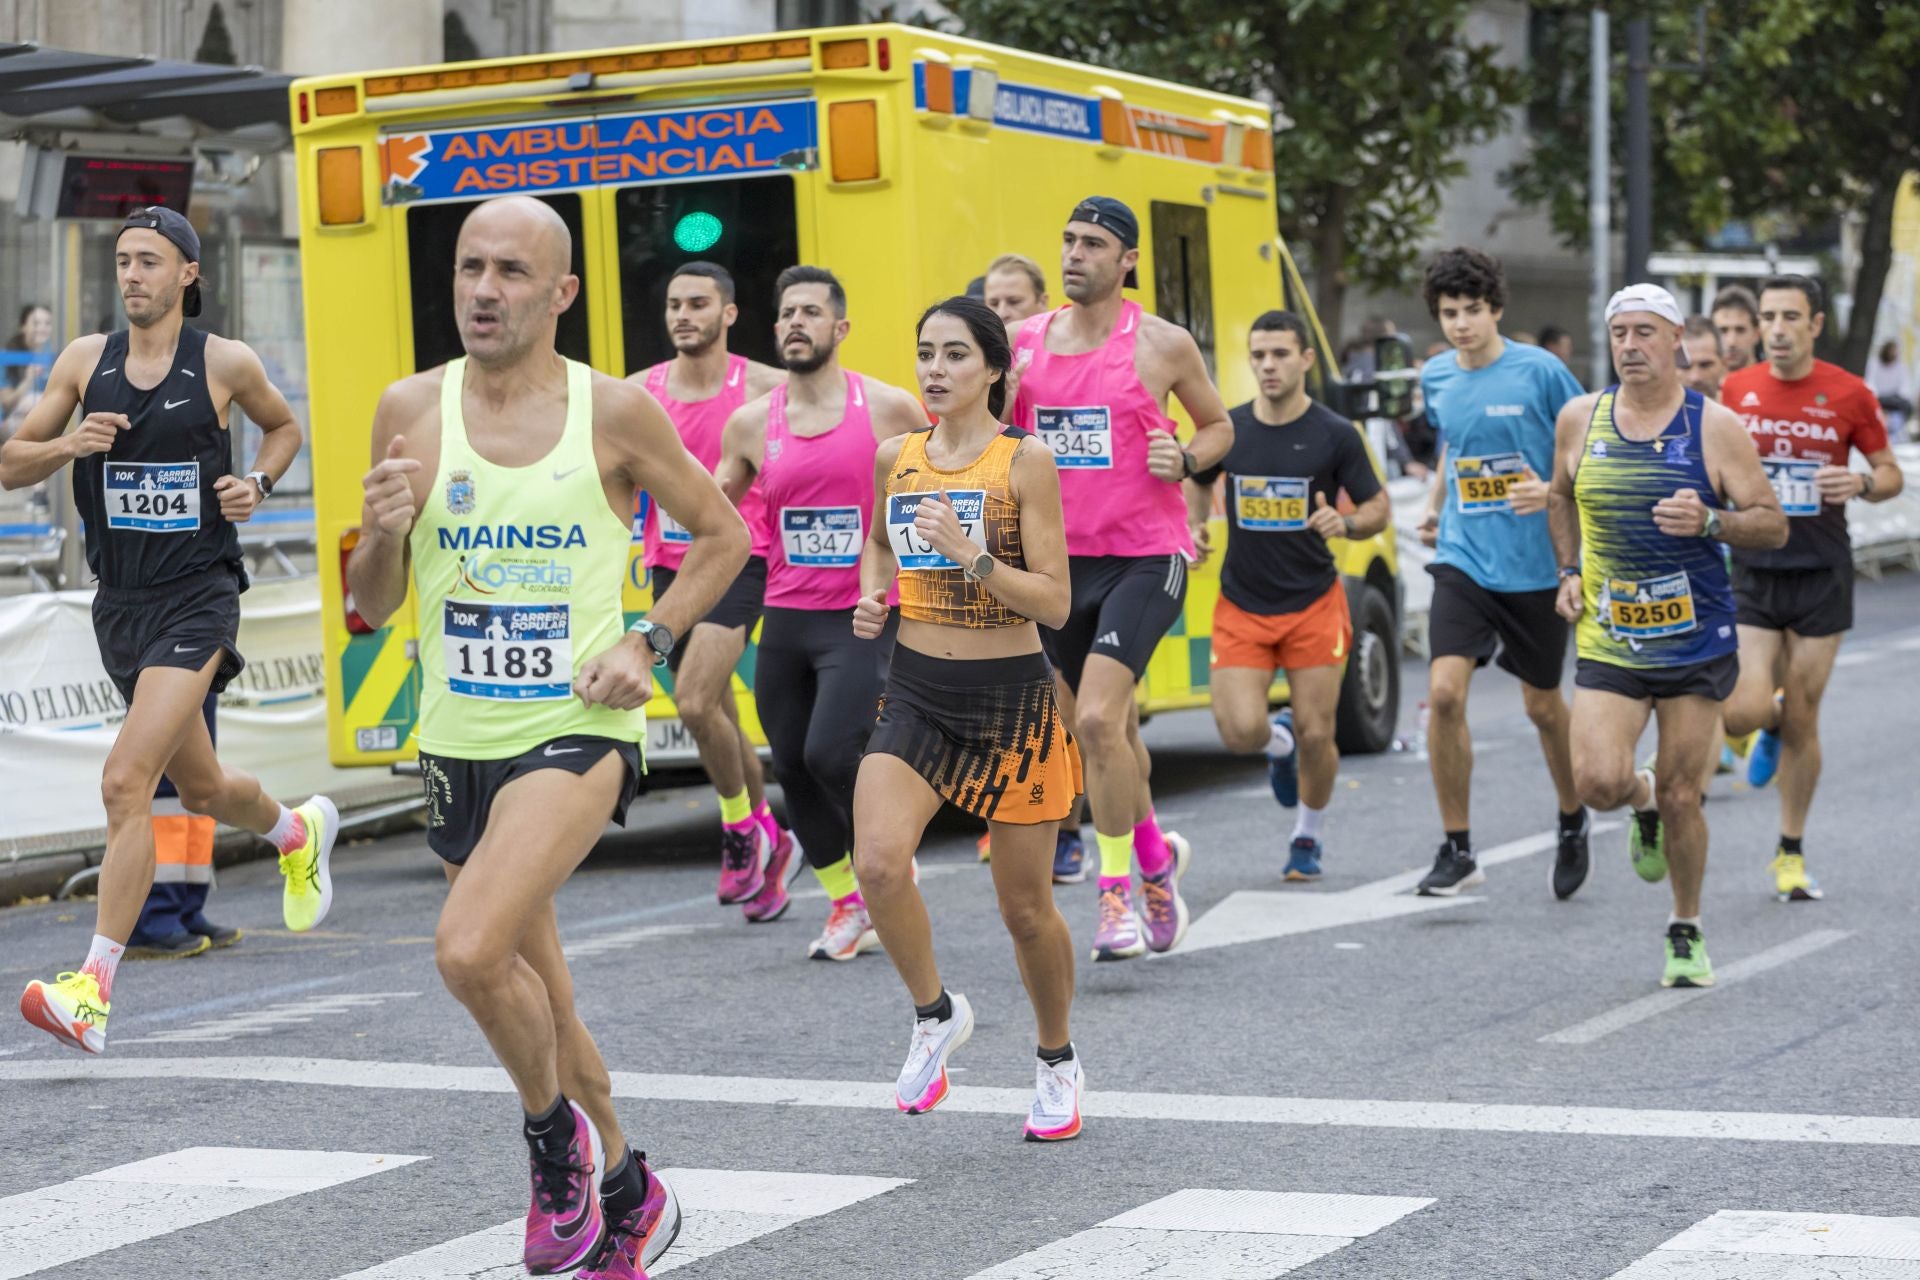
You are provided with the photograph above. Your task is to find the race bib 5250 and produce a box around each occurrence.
[1233,475,1310,531]
[1452,452,1528,514]
[887,490,984,570]
[1034,406,1112,469]
[1603,571,1697,640]
[781,505,861,567]
[105,460,200,532]
[443,601,572,700]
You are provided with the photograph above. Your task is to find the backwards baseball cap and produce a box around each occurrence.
[117,206,202,318]
[1067,196,1140,289]
[1605,282,1690,366]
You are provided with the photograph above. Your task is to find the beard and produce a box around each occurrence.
[124,283,179,328]
[672,319,723,355]
[782,337,833,374]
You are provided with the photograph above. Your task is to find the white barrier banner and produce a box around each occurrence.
[0,576,406,848]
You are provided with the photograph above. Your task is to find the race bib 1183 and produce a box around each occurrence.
[887,490,984,570]
[105,460,200,532]
[1034,406,1113,469]
[1233,475,1310,531]
[443,600,572,700]
[781,505,862,567]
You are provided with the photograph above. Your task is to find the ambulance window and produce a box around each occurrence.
[1149,201,1215,381]
[616,176,798,373]
[405,194,590,372]
[1279,253,1331,396]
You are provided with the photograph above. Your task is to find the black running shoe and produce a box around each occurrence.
[1552,816,1590,901]
[183,914,243,949]
[1416,843,1485,897]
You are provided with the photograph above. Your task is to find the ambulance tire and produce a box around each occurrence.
[1334,580,1398,756]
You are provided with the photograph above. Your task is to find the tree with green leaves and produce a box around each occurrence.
[1506,0,1920,373]
[927,0,1524,343]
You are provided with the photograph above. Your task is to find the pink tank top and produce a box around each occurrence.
[759,371,881,610]
[640,354,768,570]
[1011,301,1193,559]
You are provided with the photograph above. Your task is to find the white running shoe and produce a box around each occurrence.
[808,899,879,962]
[895,992,973,1114]
[1024,1052,1084,1142]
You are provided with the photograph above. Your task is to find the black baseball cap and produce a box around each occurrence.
[1067,196,1140,289]
[117,206,202,318]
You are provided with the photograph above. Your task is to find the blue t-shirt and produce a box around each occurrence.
[1423,340,1585,592]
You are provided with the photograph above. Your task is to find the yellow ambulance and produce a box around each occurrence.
[289,22,1405,770]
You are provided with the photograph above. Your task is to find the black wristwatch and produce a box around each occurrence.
[1180,449,1198,479]
[1559,565,1582,580]
[627,618,675,666]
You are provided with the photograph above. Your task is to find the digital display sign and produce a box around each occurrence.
[54,154,194,219]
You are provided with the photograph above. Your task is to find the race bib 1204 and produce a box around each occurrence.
[781,505,862,567]
[1034,406,1113,469]
[1763,458,1820,517]
[1233,475,1310,531]
[443,600,572,700]
[1603,570,1697,640]
[887,490,984,570]
[104,460,200,532]
[1452,452,1528,514]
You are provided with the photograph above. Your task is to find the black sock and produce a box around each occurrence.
[523,1095,575,1147]
[601,1146,650,1218]
[1445,829,1471,857]
[915,990,953,1023]
[1037,1042,1074,1066]
[1558,808,1587,835]
[1780,835,1803,854]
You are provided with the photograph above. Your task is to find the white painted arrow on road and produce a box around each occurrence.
[1175,823,1621,955]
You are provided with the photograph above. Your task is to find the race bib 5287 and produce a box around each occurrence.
[887,490,984,570]
[443,600,572,700]
[1233,475,1309,531]
[1452,452,1528,514]
[105,460,200,532]
[780,505,862,567]
[1034,406,1112,469]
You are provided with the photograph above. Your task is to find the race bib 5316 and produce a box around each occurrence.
[1233,475,1310,531]
[1034,406,1112,469]
[1452,452,1528,514]
[1603,571,1697,640]
[105,460,200,532]
[887,490,984,570]
[443,601,572,700]
[781,505,862,567]
[1763,458,1820,517]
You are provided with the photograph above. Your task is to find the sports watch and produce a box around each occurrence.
[246,470,273,500]
[627,618,675,666]
[1699,508,1722,540]
[963,551,996,583]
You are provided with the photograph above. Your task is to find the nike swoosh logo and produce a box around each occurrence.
[543,745,582,756]
[1333,632,1346,660]
[894,468,919,479]
[98,368,117,377]
[553,465,586,481]
[173,644,200,654]
[163,398,189,410]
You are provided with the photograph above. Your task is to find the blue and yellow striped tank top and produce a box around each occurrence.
[1574,387,1736,670]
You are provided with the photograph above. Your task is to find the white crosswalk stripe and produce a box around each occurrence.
[331,1169,910,1278]
[115,991,422,1045]
[1609,1210,1920,1278]
[963,1189,1433,1279]
[0,1146,422,1280]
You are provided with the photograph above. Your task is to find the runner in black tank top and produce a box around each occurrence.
[0,206,340,1057]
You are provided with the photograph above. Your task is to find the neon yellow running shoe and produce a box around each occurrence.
[19,971,110,1054]
[280,795,339,932]
[1770,850,1824,902]
[1661,923,1714,988]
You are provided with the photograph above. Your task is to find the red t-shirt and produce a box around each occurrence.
[1721,359,1888,570]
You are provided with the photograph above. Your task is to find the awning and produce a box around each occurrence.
[0,43,294,134]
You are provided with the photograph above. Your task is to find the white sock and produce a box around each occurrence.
[82,934,124,999]
[1293,805,1326,841]
[266,804,302,853]
[1634,768,1656,812]
[1266,719,1296,759]
[1668,914,1701,929]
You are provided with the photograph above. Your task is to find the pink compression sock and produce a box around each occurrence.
[1134,813,1172,878]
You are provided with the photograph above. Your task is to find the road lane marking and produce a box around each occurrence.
[964,1189,1433,1279]
[332,1169,909,1278]
[1609,1210,1920,1278]
[564,923,722,960]
[1181,824,1619,954]
[0,1146,422,1279]
[1539,930,1852,1046]
[116,991,422,1046]
[9,1055,1920,1147]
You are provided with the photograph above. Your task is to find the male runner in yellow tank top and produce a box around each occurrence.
[347,196,749,1279]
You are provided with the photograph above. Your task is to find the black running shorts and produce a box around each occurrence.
[418,734,642,866]
[1574,654,1738,702]
[649,555,768,672]
[91,564,246,704]
[1732,564,1852,637]
[1426,563,1567,691]
[1042,553,1187,691]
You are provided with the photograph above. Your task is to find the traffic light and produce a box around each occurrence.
[673,211,723,253]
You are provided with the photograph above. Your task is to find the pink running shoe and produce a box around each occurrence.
[742,827,799,923]
[579,1158,682,1279]
[1090,883,1146,962]
[715,823,768,905]
[523,1101,606,1275]
[1138,832,1191,954]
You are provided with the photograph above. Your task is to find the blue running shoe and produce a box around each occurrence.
[1267,709,1299,808]
[1747,728,1781,789]
[1283,836,1322,882]
[1052,828,1088,884]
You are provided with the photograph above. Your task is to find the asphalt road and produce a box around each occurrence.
[4,572,1919,1280]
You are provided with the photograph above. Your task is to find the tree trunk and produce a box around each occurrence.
[1842,169,1902,377]
[1310,187,1350,363]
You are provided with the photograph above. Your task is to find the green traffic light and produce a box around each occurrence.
[674,211,723,253]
